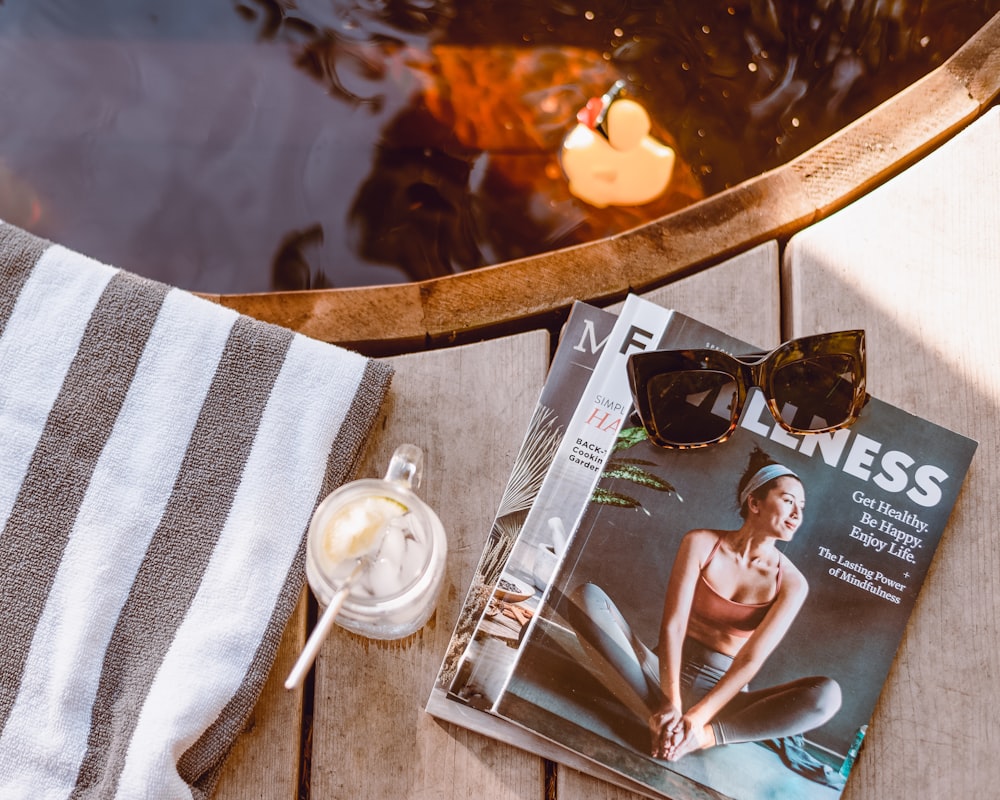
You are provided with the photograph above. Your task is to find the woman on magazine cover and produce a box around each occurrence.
[568,446,841,763]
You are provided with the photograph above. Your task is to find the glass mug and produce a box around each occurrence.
[304,443,447,640]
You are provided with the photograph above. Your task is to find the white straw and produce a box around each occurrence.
[284,559,364,690]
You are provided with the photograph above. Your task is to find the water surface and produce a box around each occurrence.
[0,1,995,292]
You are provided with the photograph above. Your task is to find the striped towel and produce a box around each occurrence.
[0,223,393,799]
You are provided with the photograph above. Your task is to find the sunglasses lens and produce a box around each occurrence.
[646,370,737,446]
[772,354,859,432]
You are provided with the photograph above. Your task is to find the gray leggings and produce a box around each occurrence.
[566,583,841,746]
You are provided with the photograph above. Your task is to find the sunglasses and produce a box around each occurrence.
[627,330,868,449]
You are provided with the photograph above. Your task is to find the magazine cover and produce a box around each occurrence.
[494,366,977,797]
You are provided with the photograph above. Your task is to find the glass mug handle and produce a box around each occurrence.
[384,443,423,491]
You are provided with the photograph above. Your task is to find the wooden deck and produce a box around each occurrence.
[212,102,999,800]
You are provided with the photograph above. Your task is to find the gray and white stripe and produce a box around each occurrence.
[0,223,392,799]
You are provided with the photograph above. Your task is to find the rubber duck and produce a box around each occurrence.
[560,81,676,208]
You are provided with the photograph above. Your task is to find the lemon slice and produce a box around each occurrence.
[321,495,408,564]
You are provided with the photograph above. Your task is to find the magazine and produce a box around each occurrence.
[432,299,617,697]
[490,299,978,800]
[428,295,753,789]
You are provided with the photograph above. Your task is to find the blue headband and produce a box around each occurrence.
[739,463,799,508]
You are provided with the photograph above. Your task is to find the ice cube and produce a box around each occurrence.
[363,555,404,598]
[378,518,409,566]
[397,535,428,586]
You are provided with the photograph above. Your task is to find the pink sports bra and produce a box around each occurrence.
[689,536,781,638]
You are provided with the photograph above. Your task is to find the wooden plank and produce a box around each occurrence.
[558,240,782,799]
[783,108,999,799]
[308,330,551,799]
[635,240,782,351]
[213,594,307,800]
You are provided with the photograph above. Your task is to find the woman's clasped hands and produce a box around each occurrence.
[649,702,683,760]
[649,703,714,761]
